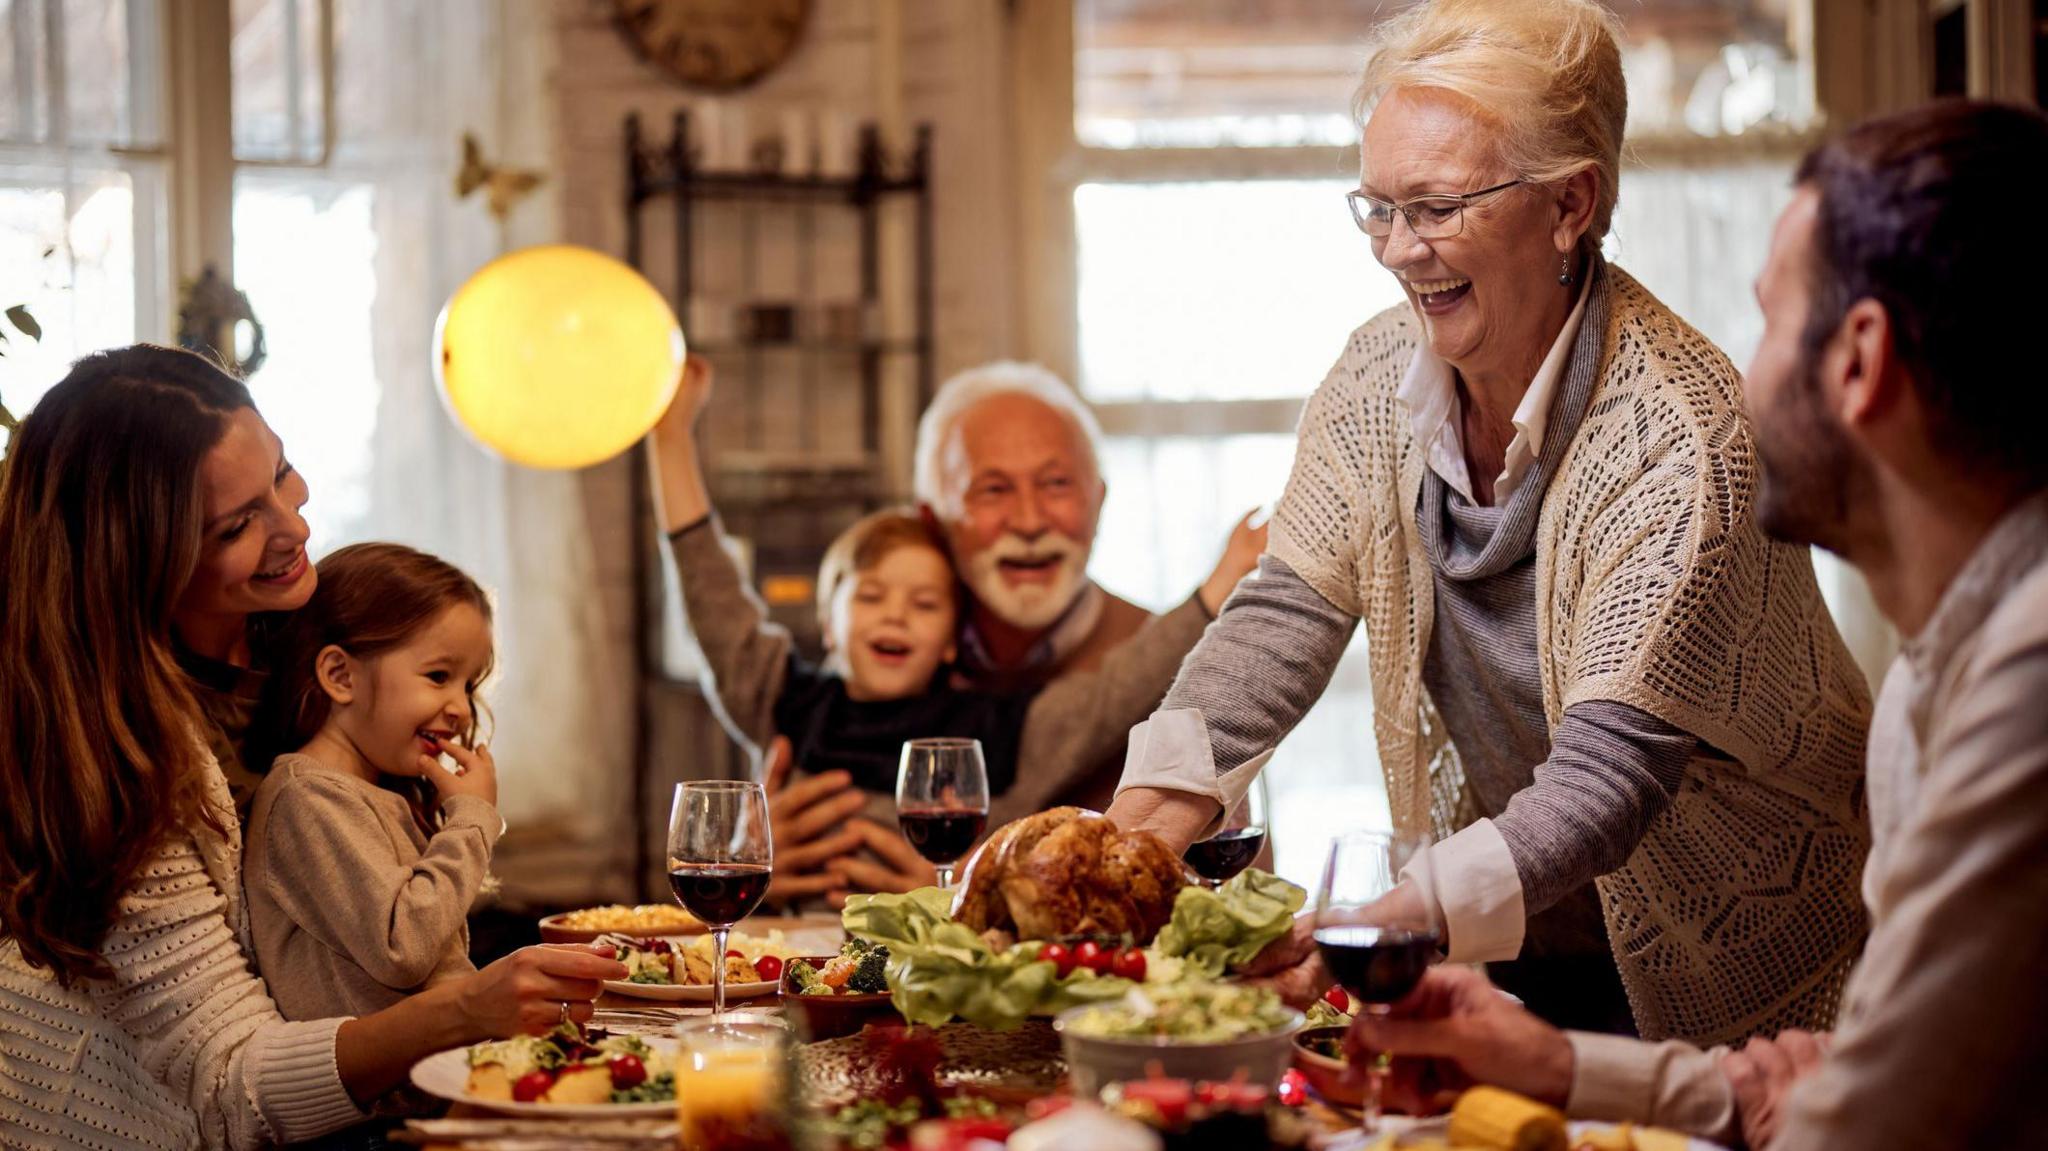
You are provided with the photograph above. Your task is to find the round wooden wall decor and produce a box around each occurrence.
[612,0,813,92]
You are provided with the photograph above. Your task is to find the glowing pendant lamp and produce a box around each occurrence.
[434,244,685,470]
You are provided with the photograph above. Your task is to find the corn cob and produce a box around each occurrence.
[1447,1086,1568,1151]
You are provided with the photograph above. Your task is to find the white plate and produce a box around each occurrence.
[408,1037,680,1118]
[601,977,779,1002]
[1322,1116,1724,1150]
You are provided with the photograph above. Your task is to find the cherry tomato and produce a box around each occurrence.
[753,955,783,983]
[512,1070,555,1103]
[1038,942,1075,977]
[1110,947,1147,982]
[726,949,744,960]
[608,1053,647,1090]
[1323,984,1350,1013]
[1074,939,1111,974]
[1277,1069,1308,1108]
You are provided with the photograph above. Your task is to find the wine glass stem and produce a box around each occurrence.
[935,864,954,889]
[1363,1004,1391,1132]
[711,926,729,1018]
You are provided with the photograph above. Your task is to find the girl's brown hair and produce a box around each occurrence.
[254,542,494,830]
[0,345,255,984]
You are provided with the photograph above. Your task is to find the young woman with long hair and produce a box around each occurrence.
[0,345,623,1149]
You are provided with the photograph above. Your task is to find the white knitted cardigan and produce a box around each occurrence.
[0,750,364,1150]
[1270,267,1874,1045]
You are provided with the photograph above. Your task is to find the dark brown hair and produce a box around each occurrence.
[814,505,956,633]
[255,542,494,832]
[1796,98,2048,489]
[0,345,254,984]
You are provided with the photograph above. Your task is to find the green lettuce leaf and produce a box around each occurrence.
[1154,868,1306,977]
[841,889,1134,1030]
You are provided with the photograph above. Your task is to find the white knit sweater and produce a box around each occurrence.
[0,751,366,1149]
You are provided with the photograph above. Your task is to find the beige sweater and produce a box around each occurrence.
[1269,268,1873,1045]
[0,749,365,1150]
[1567,493,2048,1148]
[245,755,499,1020]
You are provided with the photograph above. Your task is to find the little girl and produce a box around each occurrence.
[244,542,502,1022]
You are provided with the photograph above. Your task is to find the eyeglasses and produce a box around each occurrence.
[1346,179,1525,239]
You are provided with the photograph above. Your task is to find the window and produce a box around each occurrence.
[0,0,167,438]
[1055,1,1835,889]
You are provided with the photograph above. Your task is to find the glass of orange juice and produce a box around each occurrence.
[674,1016,795,1151]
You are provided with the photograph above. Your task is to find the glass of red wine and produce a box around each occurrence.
[895,737,989,889]
[1183,773,1269,887]
[668,781,773,1021]
[1313,828,1440,1132]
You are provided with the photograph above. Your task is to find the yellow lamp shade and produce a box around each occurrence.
[434,244,684,470]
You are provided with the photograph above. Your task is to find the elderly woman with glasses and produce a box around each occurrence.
[1107,0,1872,1047]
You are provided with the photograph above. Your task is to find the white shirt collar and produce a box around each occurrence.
[1396,275,1593,504]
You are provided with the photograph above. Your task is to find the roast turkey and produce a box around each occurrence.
[950,806,1186,943]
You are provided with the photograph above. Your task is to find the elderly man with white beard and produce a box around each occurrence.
[762,361,1264,903]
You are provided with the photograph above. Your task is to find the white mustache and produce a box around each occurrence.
[983,533,1079,564]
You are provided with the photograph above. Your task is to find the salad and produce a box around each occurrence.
[1063,982,1298,1044]
[787,939,892,995]
[839,869,1305,1031]
[464,1024,673,1105]
[609,931,794,986]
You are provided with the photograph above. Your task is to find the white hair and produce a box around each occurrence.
[912,361,1104,518]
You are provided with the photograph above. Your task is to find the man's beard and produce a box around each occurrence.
[1753,356,1868,556]
[961,532,1091,631]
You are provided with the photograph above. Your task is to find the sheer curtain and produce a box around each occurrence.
[233,0,635,904]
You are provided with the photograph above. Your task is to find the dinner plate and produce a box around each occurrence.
[601,977,779,1002]
[408,1037,680,1118]
[1320,1116,1725,1150]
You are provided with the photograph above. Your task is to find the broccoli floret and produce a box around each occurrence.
[786,958,834,996]
[842,937,877,959]
[845,944,890,994]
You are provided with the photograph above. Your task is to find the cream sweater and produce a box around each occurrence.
[245,755,495,1021]
[1268,268,1874,1045]
[0,750,365,1149]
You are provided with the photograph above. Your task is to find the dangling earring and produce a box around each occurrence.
[1557,253,1574,287]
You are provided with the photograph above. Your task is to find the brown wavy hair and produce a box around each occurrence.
[253,542,494,833]
[0,345,254,984]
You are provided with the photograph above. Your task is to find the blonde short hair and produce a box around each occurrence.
[1354,0,1628,247]
[912,361,1103,520]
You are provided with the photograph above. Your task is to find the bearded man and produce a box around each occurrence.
[761,362,1262,903]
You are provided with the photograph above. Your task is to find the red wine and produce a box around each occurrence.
[667,864,771,927]
[897,807,987,865]
[1314,925,1438,1004]
[1182,826,1266,883]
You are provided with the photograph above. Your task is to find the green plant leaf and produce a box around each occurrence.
[5,305,40,342]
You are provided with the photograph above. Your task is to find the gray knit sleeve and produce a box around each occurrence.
[667,518,792,752]
[1494,701,1719,915]
[1161,553,1358,775]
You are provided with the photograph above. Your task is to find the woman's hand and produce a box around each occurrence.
[455,944,626,1038]
[1103,786,1223,854]
[1198,508,1269,615]
[421,739,498,808]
